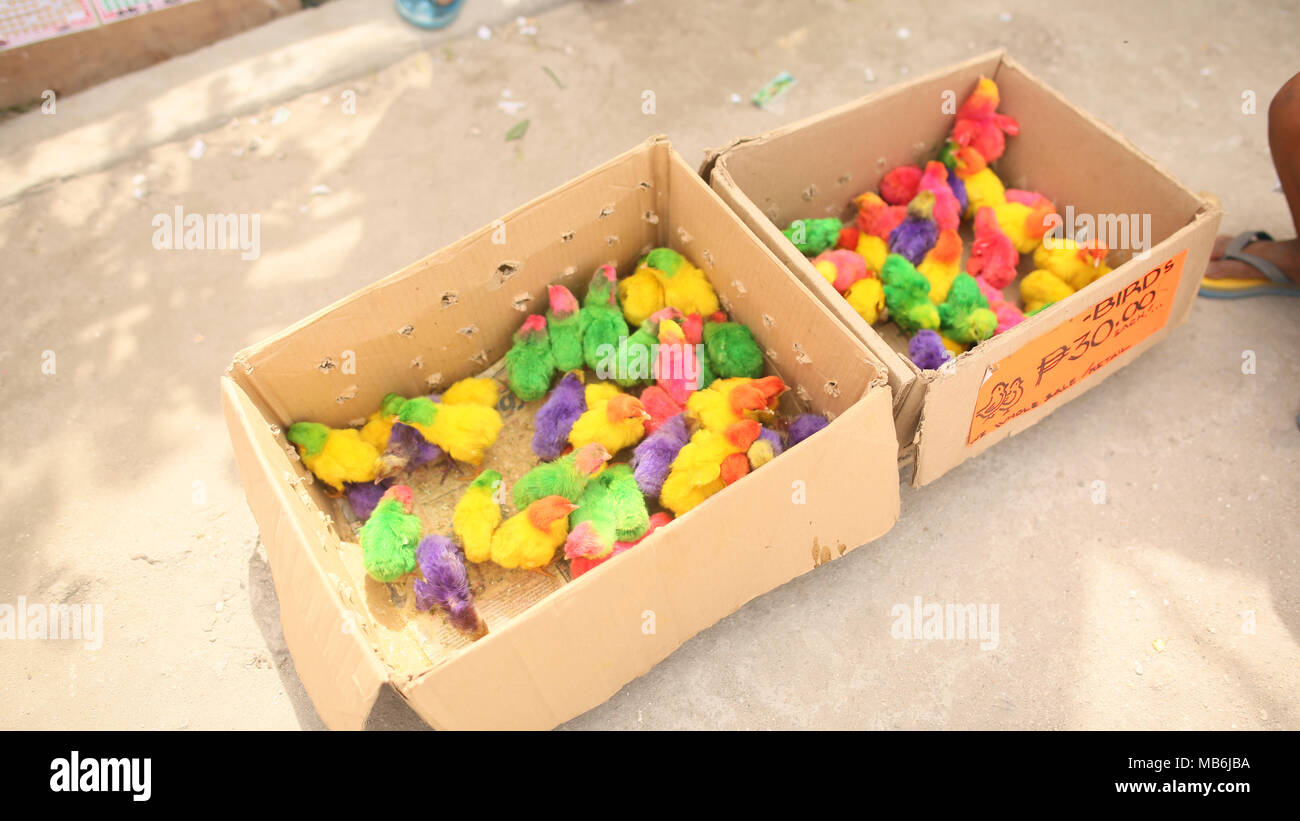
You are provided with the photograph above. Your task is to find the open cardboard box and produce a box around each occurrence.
[704,51,1222,485]
[221,137,902,730]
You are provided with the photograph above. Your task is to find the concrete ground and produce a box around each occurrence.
[1,0,1296,731]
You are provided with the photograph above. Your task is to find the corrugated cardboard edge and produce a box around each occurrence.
[221,376,388,729]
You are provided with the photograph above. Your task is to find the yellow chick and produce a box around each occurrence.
[844,277,885,324]
[1020,269,1077,314]
[569,393,649,456]
[642,248,720,317]
[489,495,577,570]
[358,393,406,452]
[660,420,761,517]
[939,334,969,357]
[453,469,503,563]
[583,381,623,407]
[618,265,667,327]
[918,229,964,304]
[441,377,501,408]
[397,396,503,466]
[685,375,786,432]
[286,422,381,492]
[1032,240,1112,292]
[855,233,888,274]
[961,168,1007,217]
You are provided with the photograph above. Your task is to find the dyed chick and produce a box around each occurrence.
[489,495,576,570]
[917,161,963,232]
[854,232,889,274]
[639,384,684,435]
[618,261,667,327]
[813,249,868,293]
[786,413,829,447]
[643,248,720,317]
[505,314,556,401]
[967,206,1020,290]
[685,375,787,432]
[630,412,691,498]
[747,426,784,469]
[880,164,923,206]
[918,229,964,304]
[1020,269,1077,314]
[908,330,951,370]
[344,478,393,522]
[513,442,611,509]
[569,512,671,579]
[569,392,649,456]
[359,392,407,451]
[660,419,761,517]
[845,276,885,324]
[376,417,443,478]
[888,190,940,265]
[854,192,907,241]
[357,485,420,582]
[655,319,706,405]
[396,396,503,467]
[992,189,1057,254]
[565,464,651,561]
[938,273,998,344]
[975,276,1026,334]
[703,313,764,378]
[287,422,381,492]
[580,264,631,373]
[441,377,499,408]
[782,217,843,256]
[950,144,1006,218]
[413,534,487,639]
[881,253,940,333]
[545,284,585,371]
[952,76,1020,163]
[452,469,502,563]
[531,372,586,461]
[612,306,680,389]
[1032,239,1111,291]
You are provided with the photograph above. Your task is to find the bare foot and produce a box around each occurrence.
[1205,235,1300,282]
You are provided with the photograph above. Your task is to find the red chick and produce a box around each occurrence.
[966,206,1020,290]
[951,77,1020,164]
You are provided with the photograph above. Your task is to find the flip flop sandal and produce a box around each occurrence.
[1199,230,1300,298]
[395,0,464,30]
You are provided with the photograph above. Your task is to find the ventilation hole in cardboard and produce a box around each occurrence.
[561,230,575,243]
[764,203,781,222]
[765,348,778,362]
[605,234,619,246]
[801,184,817,202]
[642,210,660,224]
[795,385,812,403]
[793,343,811,364]
[718,294,733,313]
[837,173,852,185]
[493,261,521,286]
[398,324,414,336]
[701,249,714,267]
[824,379,841,398]
[317,357,336,374]
[731,279,747,295]
[876,156,887,167]
[440,291,459,308]
[284,448,300,463]
[458,324,479,337]
[335,385,359,403]
[347,417,367,427]
[511,292,532,311]
[939,359,958,376]
[762,313,775,328]
[470,350,490,366]
[639,243,654,257]
[638,180,652,190]
[563,265,578,278]
[826,411,838,423]
[267,423,281,436]
[676,227,693,244]
[426,372,444,389]
[913,141,927,153]
[299,474,314,489]
[410,356,424,369]
[599,204,615,219]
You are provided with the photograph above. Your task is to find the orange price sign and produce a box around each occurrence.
[967,249,1188,445]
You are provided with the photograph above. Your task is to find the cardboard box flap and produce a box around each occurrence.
[221,376,388,729]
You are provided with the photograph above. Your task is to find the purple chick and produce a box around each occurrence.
[887,191,940,265]
[630,413,689,498]
[344,478,393,521]
[531,372,586,461]
[413,534,488,639]
[380,421,443,476]
[787,413,829,447]
[948,175,969,216]
[908,329,951,370]
[756,426,784,458]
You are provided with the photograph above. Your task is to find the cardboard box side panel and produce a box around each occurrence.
[236,142,663,428]
[912,213,1218,485]
[668,150,883,414]
[401,388,900,729]
[991,59,1204,259]
[221,377,388,728]
[708,164,916,413]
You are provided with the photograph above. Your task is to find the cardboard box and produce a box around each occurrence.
[221,137,902,730]
[704,51,1222,485]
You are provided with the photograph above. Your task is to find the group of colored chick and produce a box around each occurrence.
[781,76,1113,370]
[282,250,827,641]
